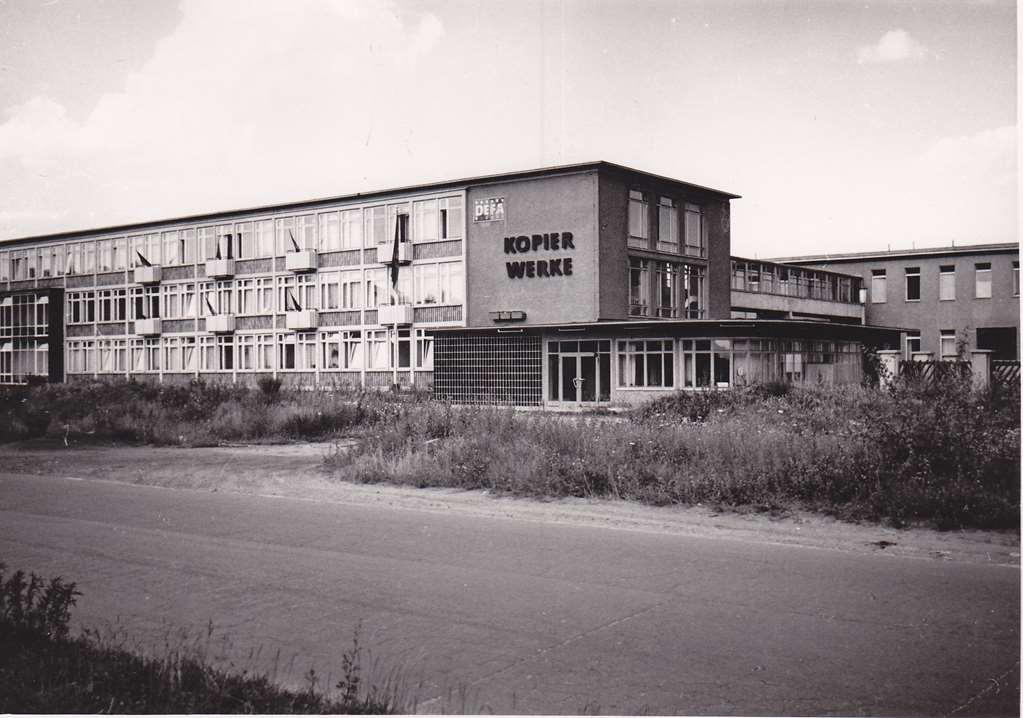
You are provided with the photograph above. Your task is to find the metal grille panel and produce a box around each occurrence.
[434,333,542,406]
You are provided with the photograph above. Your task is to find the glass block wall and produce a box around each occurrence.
[434,333,542,406]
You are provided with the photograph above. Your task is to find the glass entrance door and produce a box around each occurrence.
[547,340,611,407]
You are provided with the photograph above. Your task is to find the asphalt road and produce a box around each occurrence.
[1,471,1018,715]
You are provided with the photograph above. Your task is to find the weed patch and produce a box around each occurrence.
[328,380,1020,530]
[0,563,404,714]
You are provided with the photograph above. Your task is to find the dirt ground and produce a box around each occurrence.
[1,439,1018,567]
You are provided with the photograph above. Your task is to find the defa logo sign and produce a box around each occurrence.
[503,232,575,279]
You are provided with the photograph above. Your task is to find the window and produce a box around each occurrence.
[200,280,232,316]
[391,328,412,370]
[164,336,197,372]
[618,339,674,388]
[235,222,254,259]
[97,289,127,323]
[0,251,8,281]
[939,265,955,301]
[683,204,705,258]
[275,217,296,255]
[162,231,181,266]
[974,262,992,298]
[236,279,256,315]
[905,267,920,301]
[439,196,463,239]
[67,291,96,324]
[413,261,462,305]
[321,330,363,370]
[413,199,438,242]
[319,212,340,252]
[657,197,678,253]
[365,206,387,246]
[237,334,256,371]
[681,339,732,388]
[977,327,1018,361]
[905,331,921,358]
[365,268,387,308]
[628,190,648,247]
[1013,261,1019,296]
[296,215,317,251]
[416,329,433,369]
[321,271,362,310]
[652,261,705,319]
[387,204,410,247]
[256,220,275,257]
[215,225,239,260]
[365,330,388,369]
[340,209,363,249]
[870,269,886,303]
[256,277,274,313]
[180,229,197,264]
[939,330,957,360]
[199,227,218,260]
[629,258,650,316]
[131,286,160,320]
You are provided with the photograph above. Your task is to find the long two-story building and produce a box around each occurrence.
[1,162,900,406]
[776,243,1020,361]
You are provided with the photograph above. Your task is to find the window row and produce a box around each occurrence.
[0,197,463,278]
[732,260,861,304]
[65,329,435,374]
[613,338,860,389]
[64,262,463,324]
[628,258,705,318]
[871,261,1018,303]
[628,190,706,258]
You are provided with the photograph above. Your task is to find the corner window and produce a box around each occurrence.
[974,262,992,298]
[628,190,649,247]
[939,265,955,301]
[905,267,920,301]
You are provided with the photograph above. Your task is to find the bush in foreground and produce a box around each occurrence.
[331,379,1020,529]
[0,563,403,714]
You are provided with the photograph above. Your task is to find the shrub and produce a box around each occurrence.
[0,563,80,640]
[331,382,1021,530]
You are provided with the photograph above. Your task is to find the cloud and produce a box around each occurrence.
[856,29,928,64]
[0,0,455,238]
[906,125,1017,242]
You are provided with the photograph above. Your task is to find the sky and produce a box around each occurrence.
[0,0,1016,258]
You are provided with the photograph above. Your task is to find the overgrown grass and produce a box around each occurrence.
[0,563,404,713]
[329,378,1020,530]
[0,380,431,446]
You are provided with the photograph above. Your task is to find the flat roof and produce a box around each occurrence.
[773,241,1019,264]
[0,161,740,248]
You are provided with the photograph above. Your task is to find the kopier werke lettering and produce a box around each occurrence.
[503,232,575,254]
[506,257,574,279]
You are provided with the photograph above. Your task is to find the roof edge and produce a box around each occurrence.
[0,161,740,247]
